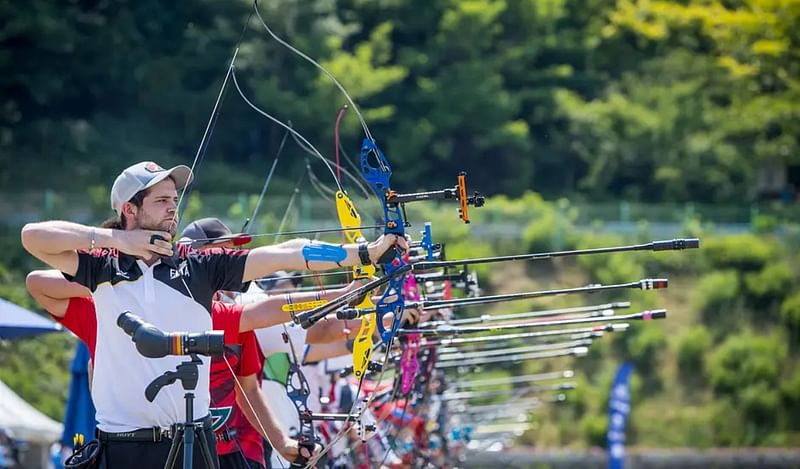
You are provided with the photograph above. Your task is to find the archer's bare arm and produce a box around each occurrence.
[241,234,409,282]
[26,269,91,318]
[305,317,359,343]
[239,281,366,332]
[303,342,351,363]
[235,374,306,462]
[21,221,172,274]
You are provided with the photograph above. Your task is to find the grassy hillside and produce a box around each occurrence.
[1,193,799,447]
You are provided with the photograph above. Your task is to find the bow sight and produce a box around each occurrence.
[384,171,485,224]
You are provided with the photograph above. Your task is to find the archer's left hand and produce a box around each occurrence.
[401,307,421,325]
[279,437,319,467]
[368,234,410,265]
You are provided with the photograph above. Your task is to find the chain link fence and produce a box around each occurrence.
[2,191,799,240]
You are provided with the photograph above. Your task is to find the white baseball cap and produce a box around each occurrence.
[110,161,193,214]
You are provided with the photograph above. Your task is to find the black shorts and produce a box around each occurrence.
[219,453,265,469]
[98,427,219,469]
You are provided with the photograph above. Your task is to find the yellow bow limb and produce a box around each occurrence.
[336,191,377,377]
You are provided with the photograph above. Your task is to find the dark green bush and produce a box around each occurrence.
[739,382,781,429]
[702,234,777,271]
[627,326,667,375]
[780,293,800,329]
[707,333,786,395]
[580,414,608,447]
[520,195,579,253]
[676,326,711,379]
[743,262,794,306]
[692,270,741,325]
[752,214,780,233]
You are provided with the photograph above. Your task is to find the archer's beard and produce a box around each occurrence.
[135,214,178,236]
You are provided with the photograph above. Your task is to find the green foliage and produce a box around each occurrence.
[86,185,110,221]
[587,252,645,286]
[438,237,497,282]
[743,262,795,306]
[710,398,747,446]
[781,368,800,425]
[703,235,778,271]
[182,193,205,227]
[622,326,666,385]
[708,332,788,396]
[675,326,711,379]
[580,413,608,447]
[780,293,800,329]
[707,332,787,433]
[0,330,74,421]
[3,0,797,202]
[752,214,780,233]
[692,270,741,326]
[521,196,579,252]
[739,382,782,428]
[574,232,650,286]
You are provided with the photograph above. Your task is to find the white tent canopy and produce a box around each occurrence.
[0,378,62,443]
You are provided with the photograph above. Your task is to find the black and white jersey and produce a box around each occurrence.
[65,246,249,432]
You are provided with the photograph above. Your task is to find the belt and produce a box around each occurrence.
[98,415,213,443]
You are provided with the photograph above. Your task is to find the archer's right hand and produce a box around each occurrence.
[115,230,173,260]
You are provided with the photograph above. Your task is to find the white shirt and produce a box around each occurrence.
[66,247,248,432]
[254,323,308,356]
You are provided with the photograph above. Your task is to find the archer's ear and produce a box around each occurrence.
[121,202,138,224]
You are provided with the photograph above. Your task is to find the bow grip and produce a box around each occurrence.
[377,245,402,265]
[289,440,318,468]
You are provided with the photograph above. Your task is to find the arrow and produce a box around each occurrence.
[441,382,577,401]
[420,302,630,327]
[469,422,536,436]
[411,238,700,271]
[451,395,566,414]
[451,371,575,389]
[294,238,698,329]
[403,309,666,337]
[436,339,594,362]
[416,279,667,310]
[436,331,603,354]
[426,323,630,347]
[435,346,589,369]
[337,280,666,319]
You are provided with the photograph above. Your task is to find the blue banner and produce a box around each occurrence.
[607,362,633,469]
[61,342,96,447]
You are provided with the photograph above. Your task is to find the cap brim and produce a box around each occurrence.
[143,165,193,192]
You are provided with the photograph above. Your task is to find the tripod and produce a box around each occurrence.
[145,354,217,469]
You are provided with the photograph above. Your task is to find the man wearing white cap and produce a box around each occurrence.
[20,161,407,469]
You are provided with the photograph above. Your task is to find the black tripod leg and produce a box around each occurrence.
[183,424,195,469]
[164,427,183,469]
[195,427,217,469]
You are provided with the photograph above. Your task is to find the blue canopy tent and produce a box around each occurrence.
[61,342,96,448]
[0,297,62,339]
